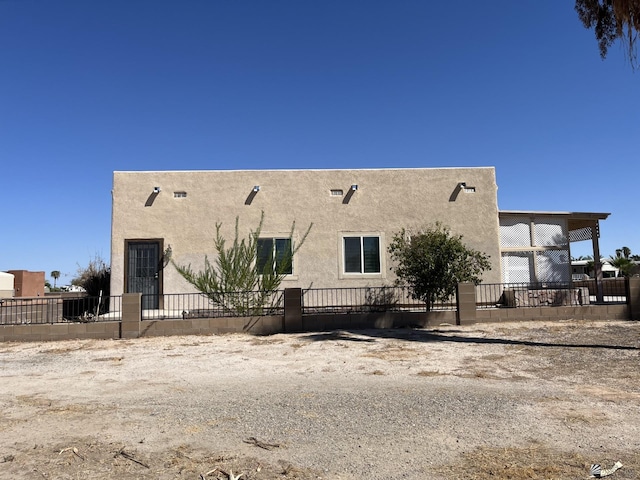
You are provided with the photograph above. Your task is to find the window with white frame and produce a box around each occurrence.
[256,238,293,275]
[343,236,381,274]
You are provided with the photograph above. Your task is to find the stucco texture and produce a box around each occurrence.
[111,167,501,295]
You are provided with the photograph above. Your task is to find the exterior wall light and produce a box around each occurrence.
[153,187,161,194]
[253,185,260,192]
[350,184,358,191]
[457,182,476,193]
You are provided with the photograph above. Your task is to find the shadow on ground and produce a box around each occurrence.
[300,326,640,351]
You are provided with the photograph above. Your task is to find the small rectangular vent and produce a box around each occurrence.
[174,191,187,198]
[330,189,344,196]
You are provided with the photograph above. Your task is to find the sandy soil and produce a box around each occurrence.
[1,319,639,480]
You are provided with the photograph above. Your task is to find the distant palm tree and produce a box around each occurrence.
[50,270,61,288]
[614,247,630,259]
[610,247,634,277]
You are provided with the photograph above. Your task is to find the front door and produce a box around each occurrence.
[126,241,161,309]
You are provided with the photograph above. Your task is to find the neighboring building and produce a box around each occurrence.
[7,270,45,297]
[110,168,609,300]
[0,271,14,298]
[571,259,619,279]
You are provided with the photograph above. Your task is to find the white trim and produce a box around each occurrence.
[338,232,386,280]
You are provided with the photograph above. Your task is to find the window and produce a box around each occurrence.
[344,236,381,274]
[256,238,293,275]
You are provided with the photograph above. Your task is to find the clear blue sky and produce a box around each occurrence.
[1,0,638,286]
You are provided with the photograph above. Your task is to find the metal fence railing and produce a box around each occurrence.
[140,290,285,320]
[571,278,627,303]
[0,295,122,325]
[2,279,628,326]
[302,286,456,314]
[476,280,627,309]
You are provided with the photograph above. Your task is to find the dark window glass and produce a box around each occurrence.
[257,238,292,275]
[344,237,362,273]
[344,236,381,273]
[275,238,293,274]
[256,238,274,274]
[363,237,381,273]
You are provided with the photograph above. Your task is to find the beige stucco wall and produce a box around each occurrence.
[111,167,502,296]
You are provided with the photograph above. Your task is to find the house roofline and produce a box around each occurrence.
[499,210,610,220]
[113,166,497,174]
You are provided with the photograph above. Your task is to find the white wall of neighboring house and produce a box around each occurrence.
[0,271,15,298]
[571,259,619,279]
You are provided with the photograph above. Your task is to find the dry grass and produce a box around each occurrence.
[1,440,323,480]
[91,356,124,362]
[361,344,419,361]
[247,337,285,346]
[440,444,639,480]
[18,440,631,480]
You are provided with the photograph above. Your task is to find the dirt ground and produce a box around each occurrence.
[1,319,639,480]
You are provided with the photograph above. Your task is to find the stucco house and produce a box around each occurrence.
[110,167,609,302]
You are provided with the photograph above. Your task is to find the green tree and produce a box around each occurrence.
[585,256,600,276]
[173,212,312,316]
[50,270,61,288]
[575,0,640,66]
[388,223,491,311]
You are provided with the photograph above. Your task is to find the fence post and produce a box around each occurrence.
[284,288,302,332]
[121,293,141,338]
[627,277,640,320]
[456,283,477,325]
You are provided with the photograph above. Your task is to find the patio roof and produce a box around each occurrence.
[499,210,610,234]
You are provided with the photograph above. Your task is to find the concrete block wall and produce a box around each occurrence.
[301,310,457,332]
[475,304,628,323]
[0,322,120,342]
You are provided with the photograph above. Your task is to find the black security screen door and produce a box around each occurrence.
[126,241,160,309]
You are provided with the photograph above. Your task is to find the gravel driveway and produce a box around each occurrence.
[1,320,639,479]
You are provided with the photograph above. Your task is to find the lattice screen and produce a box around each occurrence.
[534,217,568,247]
[499,218,531,247]
[569,226,594,242]
[501,252,533,284]
[536,250,570,283]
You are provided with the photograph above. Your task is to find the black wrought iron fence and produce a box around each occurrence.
[476,280,627,309]
[0,295,122,325]
[571,278,627,303]
[302,286,456,314]
[63,295,122,321]
[141,290,285,320]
